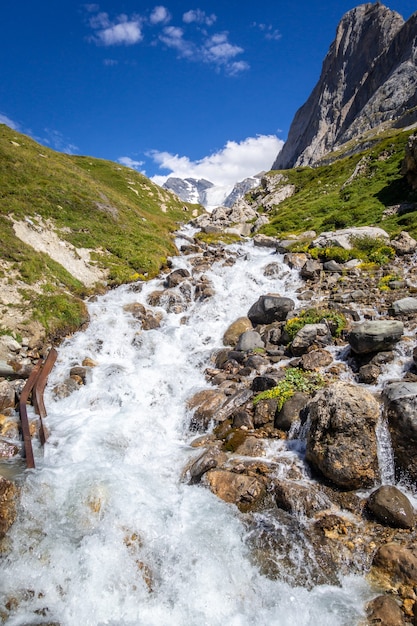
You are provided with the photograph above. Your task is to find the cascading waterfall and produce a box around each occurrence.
[0,235,373,625]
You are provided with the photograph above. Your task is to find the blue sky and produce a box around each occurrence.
[1,1,416,185]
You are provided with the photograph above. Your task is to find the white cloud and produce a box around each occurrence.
[97,19,143,46]
[183,9,216,26]
[254,22,282,41]
[85,5,248,74]
[118,156,145,170]
[159,26,194,58]
[150,134,284,187]
[150,6,171,25]
[0,113,20,130]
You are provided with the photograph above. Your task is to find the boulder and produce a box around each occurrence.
[223,317,253,347]
[0,381,15,413]
[372,543,417,587]
[291,324,333,356]
[391,230,417,255]
[187,445,228,484]
[274,392,309,431]
[254,398,279,426]
[274,480,332,517]
[348,320,404,354]
[204,469,265,511]
[187,389,227,430]
[389,297,417,316]
[383,382,417,482]
[247,295,295,325]
[366,595,405,626]
[306,383,380,489]
[300,349,333,371]
[312,227,390,250]
[164,268,190,288]
[300,259,322,280]
[367,485,414,529]
[235,331,264,352]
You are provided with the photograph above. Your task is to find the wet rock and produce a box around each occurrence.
[372,543,417,587]
[223,317,253,347]
[306,383,380,489]
[204,469,265,511]
[300,349,333,371]
[367,485,414,529]
[82,357,97,367]
[0,439,19,459]
[383,382,417,482]
[0,381,15,413]
[274,480,332,517]
[186,445,228,484]
[247,295,295,325]
[147,290,184,313]
[358,363,381,384]
[52,377,79,399]
[231,410,254,430]
[123,303,162,329]
[0,476,18,539]
[348,321,404,354]
[291,324,332,356]
[274,392,309,431]
[187,389,227,430]
[234,436,266,457]
[235,330,264,352]
[263,262,282,277]
[164,268,190,288]
[213,388,253,423]
[365,595,405,626]
[70,366,88,384]
[389,297,417,316]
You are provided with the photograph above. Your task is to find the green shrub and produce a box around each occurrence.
[253,368,324,411]
[284,309,347,341]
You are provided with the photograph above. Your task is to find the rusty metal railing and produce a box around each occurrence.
[18,348,57,469]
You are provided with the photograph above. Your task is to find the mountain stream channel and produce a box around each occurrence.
[1,227,417,626]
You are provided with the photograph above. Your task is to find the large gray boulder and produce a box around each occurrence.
[383,382,417,482]
[348,320,404,354]
[389,297,417,316]
[247,295,295,325]
[291,323,332,356]
[306,382,380,489]
[312,226,389,250]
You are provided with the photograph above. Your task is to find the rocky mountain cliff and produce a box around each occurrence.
[273,2,417,170]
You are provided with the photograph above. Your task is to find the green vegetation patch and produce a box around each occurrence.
[284,309,347,341]
[253,368,325,412]
[260,128,417,239]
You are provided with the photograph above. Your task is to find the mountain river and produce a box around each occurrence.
[1,232,375,625]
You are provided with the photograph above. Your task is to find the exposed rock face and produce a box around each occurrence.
[272,4,417,170]
[348,320,404,354]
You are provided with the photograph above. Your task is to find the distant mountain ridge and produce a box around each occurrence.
[273,2,417,170]
[162,175,260,210]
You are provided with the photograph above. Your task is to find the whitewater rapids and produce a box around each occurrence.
[0,235,372,625]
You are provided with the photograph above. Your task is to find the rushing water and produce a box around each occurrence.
[1,235,372,625]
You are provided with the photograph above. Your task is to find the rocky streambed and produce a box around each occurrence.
[2,226,417,624]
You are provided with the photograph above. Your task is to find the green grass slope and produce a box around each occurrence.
[0,125,199,340]
[255,127,417,238]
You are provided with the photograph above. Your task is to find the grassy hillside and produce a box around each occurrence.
[0,125,199,341]
[254,127,417,238]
